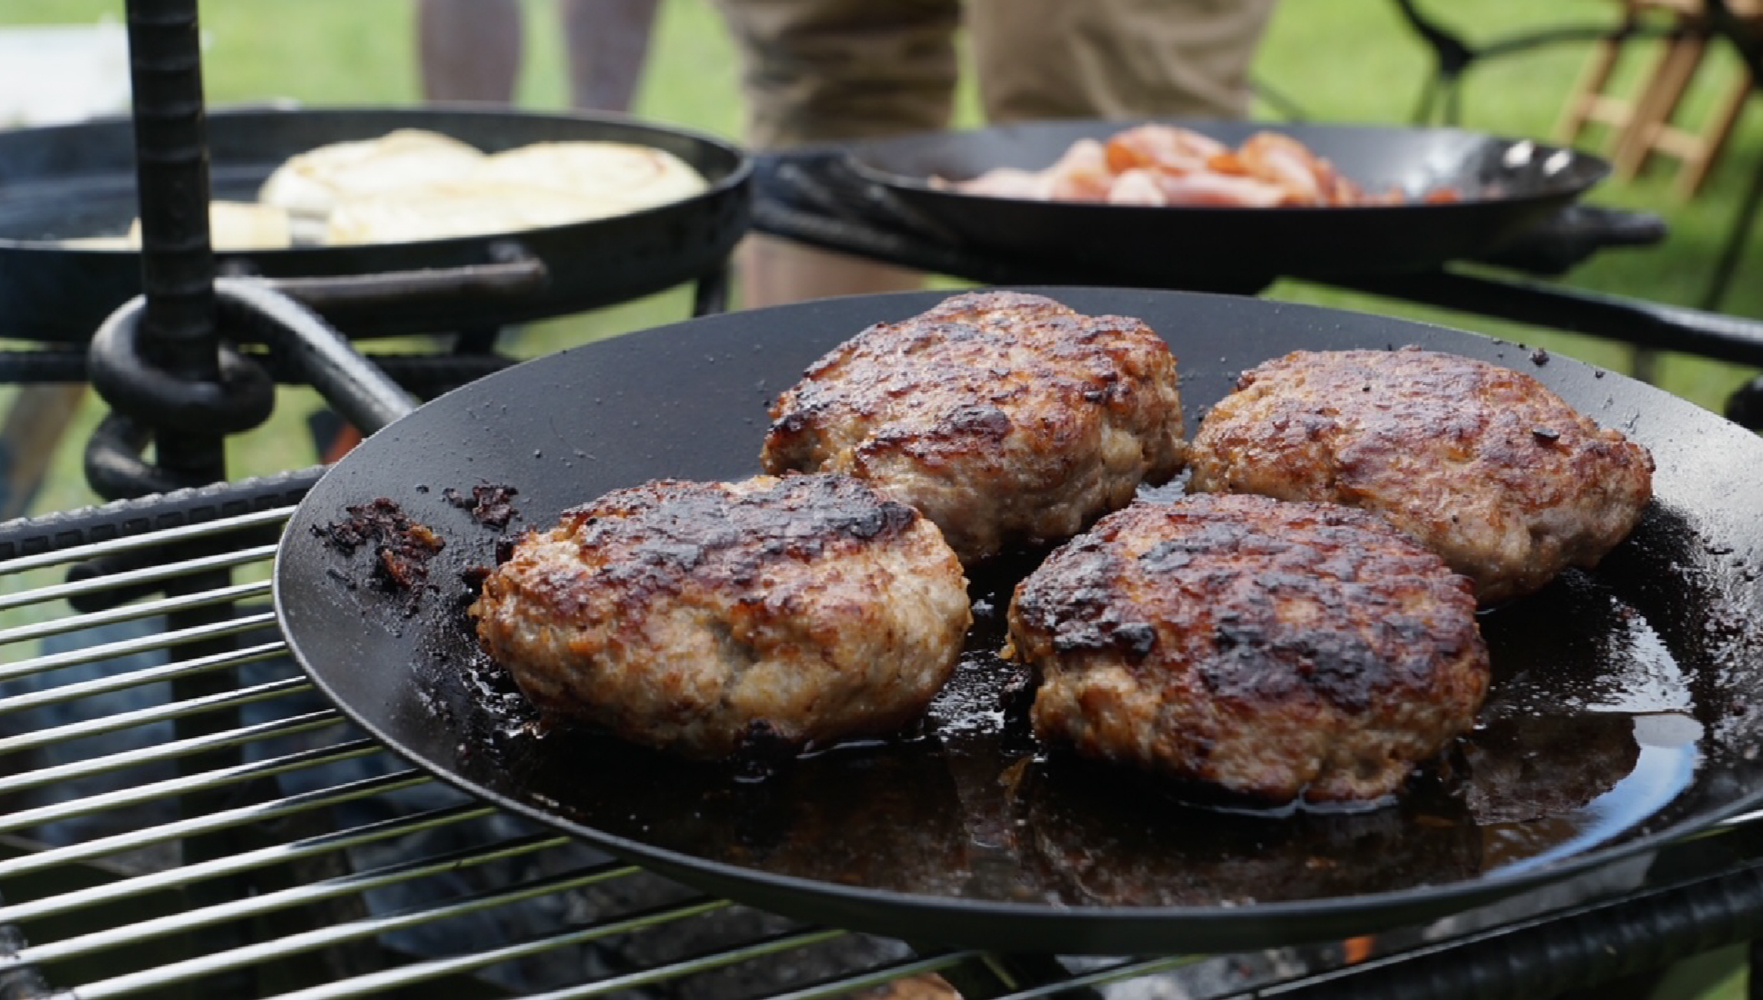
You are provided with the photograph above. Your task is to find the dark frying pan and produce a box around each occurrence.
[274,287,1763,955]
[0,105,750,343]
[843,120,1608,285]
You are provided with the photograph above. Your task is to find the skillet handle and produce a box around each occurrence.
[0,465,323,563]
[0,466,321,613]
[249,241,549,315]
[1475,205,1667,276]
[1269,856,1763,999]
[214,277,420,434]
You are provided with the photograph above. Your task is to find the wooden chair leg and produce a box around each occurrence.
[1674,68,1756,197]
[1557,36,1630,142]
[1612,29,1710,176]
[0,384,87,521]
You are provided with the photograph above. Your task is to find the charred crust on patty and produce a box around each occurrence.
[468,473,973,760]
[548,475,924,605]
[314,498,444,603]
[1007,493,1489,805]
[761,290,1188,564]
[1190,347,1654,603]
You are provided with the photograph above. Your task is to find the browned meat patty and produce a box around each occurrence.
[468,473,972,759]
[761,290,1188,564]
[1006,493,1489,805]
[1188,347,1655,604]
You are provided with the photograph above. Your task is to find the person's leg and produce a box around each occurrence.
[711,0,961,307]
[737,234,926,307]
[967,0,1278,122]
[417,0,524,104]
[559,0,661,113]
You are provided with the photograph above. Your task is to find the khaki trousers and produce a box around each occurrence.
[712,0,1278,148]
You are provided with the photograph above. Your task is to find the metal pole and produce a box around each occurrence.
[124,0,225,488]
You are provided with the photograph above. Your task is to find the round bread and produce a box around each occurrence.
[1006,493,1489,805]
[761,290,1188,564]
[1188,347,1654,603]
[469,474,972,759]
[118,200,294,251]
[476,140,708,212]
[263,132,708,245]
[257,128,486,220]
[323,180,624,245]
[323,142,708,244]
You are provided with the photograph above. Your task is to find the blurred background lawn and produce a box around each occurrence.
[3,0,1761,518]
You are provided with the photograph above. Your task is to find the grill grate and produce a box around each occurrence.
[7,503,1763,1000]
[0,506,994,1000]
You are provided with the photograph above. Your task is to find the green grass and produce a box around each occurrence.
[3,0,1760,521]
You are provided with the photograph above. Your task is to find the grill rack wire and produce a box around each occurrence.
[0,502,971,1000]
[6,493,1763,1000]
[0,498,1319,1000]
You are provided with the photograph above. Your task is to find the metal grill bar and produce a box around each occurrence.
[13,832,573,967]
[0,542,278,612]
[0,506,296,575]
[0,708,341,797]
[518,926,853,1000]
[0,801,495,924]
[756,953,984,1000]
[264,897,737,1000]
[0,675,309,756]
[996,956,1210,999]
[0,641,287,714]
[60,864,667,1000]
[0,743,397,863]
[0,582,273,647]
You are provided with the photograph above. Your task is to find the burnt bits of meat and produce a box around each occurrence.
[314,497,444,602]
[444,483,521,530]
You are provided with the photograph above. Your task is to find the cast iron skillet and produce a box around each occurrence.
[0,105,750,343]
[274,287,1763,955]
[843,120,1608,286]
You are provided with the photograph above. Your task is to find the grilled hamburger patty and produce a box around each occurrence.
[1189,347,1654,603]
[1006,494,1489,804]
[469,474,972,758]
[761,290,1188,564]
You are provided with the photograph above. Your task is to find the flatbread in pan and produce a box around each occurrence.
[0,106,749,342]
[275,287,1763,955]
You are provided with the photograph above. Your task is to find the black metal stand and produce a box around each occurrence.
[1389,0,1652,125]
[1699,0,1763,312]
[109,6,261,994]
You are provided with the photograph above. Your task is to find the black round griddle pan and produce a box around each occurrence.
[843,120,1608,285]
[275,288,1763,955]
[0,105,750,343]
